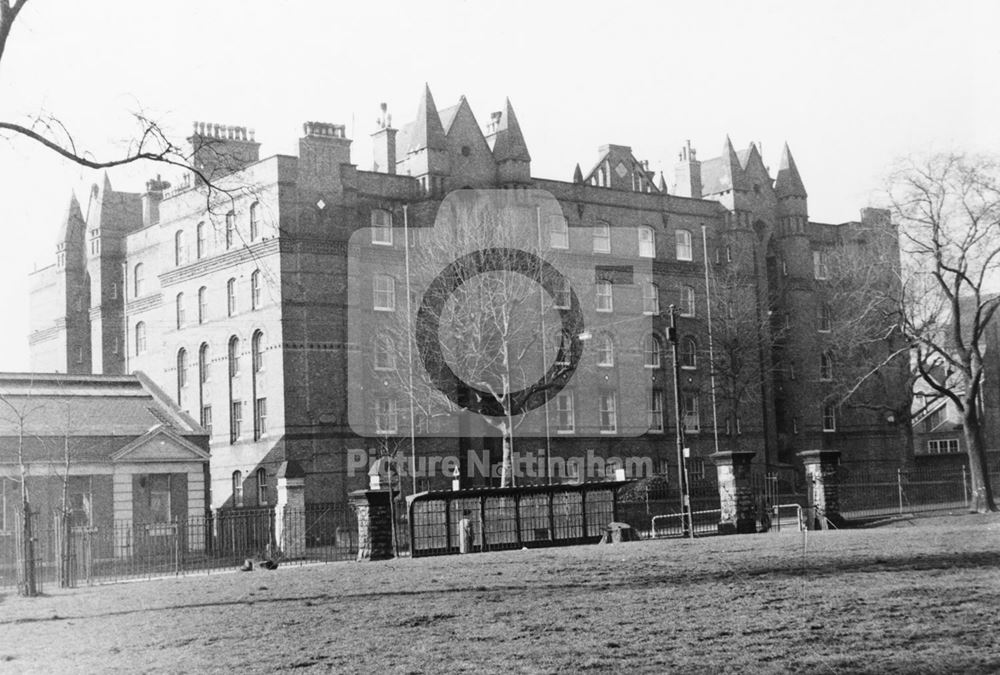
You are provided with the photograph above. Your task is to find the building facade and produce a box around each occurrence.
[0,372,210,541]
[28,86,908,510]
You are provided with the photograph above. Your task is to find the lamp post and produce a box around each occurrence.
[668,304,693,539]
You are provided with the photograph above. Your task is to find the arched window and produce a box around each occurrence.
[638,226,655,258]
[198,286,208,324]
[256,467,268,506]
[818,304,832,332]
[820,352,834,380]
[175,292,185,329]
[371,209,392,245]
[676,229,693,261]
[681,336,697,369]
[225,210,236,249]
[174,230,185,266]
[228,336,240,377]
[644,334,662,368]
[227,278,237,316]
[250,270,261,310]
[643,282,659,314]
[597,334,614,367]
[252,331,264,373]
[249,202,260,241]
[135,321,147,355]
[176,348,188,403]
[133,263,145,297]
[196,222,206,259]
[680,286,696,317]
[199,343,210,383]
[232,470,243,507]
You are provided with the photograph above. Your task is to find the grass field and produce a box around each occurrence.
[2,513,999,674]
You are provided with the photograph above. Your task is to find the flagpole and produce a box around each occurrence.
[702,225,721,457]
[403,204,418,495]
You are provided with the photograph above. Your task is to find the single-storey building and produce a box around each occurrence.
[0,372,210,558]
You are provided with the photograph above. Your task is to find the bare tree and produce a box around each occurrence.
[0,387,45,596]
[366,198,582,488]
[885,153,1000,512]
[821,222,917,466]
[702,236,783,454]
[0,1,247,210]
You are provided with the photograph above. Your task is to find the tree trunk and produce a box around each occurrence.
[896,410,915,471]
[963,404,997,513]
[19,497,36,597]
[499,431,514,488]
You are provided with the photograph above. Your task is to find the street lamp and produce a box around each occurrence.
[668,304,694,539]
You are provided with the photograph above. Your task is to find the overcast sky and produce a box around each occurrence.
[0,0,997,371]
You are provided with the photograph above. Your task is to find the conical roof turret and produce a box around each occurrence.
[491,98,531,163]
[408,84,447,153]
[56,192,84,243]
[775,143,807,198]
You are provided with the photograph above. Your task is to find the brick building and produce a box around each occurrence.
[0,372,210,535]
[28,86,909,510]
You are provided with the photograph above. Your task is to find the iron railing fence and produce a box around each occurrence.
[836,466,992,519]
[0,504,360,589]
[407,482,626,557]
[5,465,999,589]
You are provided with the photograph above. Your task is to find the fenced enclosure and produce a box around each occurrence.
[838,466,975,519]
[0,503,359,591]
[3,463,997,591]
[407,482,626,557]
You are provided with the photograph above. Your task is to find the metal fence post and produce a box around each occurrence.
[962,465,969,506]
[897,468,903,515]
[174,518,180,576]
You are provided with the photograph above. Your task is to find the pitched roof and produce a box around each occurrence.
[439,102,462,134]
[700,136,749,195]
[0,372,203,439]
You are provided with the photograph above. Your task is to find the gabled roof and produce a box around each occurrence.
[700,136,750,195]
[439,102,462,134]
[111,424,211,462]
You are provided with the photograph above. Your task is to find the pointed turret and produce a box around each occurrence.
[657,172,667,193]
[57,193,85,245]
[573,163,583,184]
[775,142,808,236]
[720,135,748,191]
[490,98,531,163]
[775,143,807,199]
[408,83,447,153]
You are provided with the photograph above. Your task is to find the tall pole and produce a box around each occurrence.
[535,206,552,483]
[702,226,721,457]
[402,205,418,495]
[668,305,692,538]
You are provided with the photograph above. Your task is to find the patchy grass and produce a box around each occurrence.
[2,514,1000,673]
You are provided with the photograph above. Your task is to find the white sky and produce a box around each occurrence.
[0,0,998,371]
